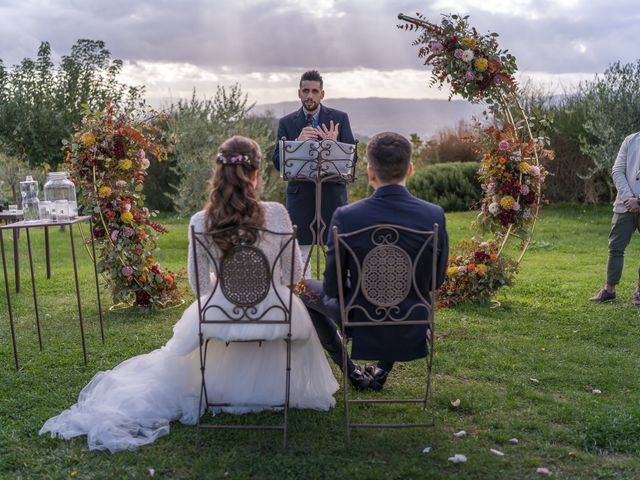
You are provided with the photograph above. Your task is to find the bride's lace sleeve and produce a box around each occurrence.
[270,203,303,284]
[187,211,214,297]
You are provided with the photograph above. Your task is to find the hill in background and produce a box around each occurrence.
[252,97,485,141]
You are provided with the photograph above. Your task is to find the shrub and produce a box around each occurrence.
[168,86,275,216]
[407,161,482,211]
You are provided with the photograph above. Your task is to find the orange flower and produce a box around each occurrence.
[127,275,134,282]
[490,254,497,261]
[146,257,155,263]
[498,157,507,164]
[467,263,476,271]
[138,275,145,283]
[448,257,456,264]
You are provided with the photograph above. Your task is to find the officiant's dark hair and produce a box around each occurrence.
[205,135,265,254]
[300,70,323,89]
[367,132,412,183]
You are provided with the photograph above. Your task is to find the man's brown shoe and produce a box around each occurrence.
[589,289,616,303]
[632,289,640,306]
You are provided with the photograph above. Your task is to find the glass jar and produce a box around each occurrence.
[20,175,40,222]
[44,172,77,217]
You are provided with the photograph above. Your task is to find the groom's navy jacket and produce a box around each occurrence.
[272,104,355,245]
[323,184,449,361]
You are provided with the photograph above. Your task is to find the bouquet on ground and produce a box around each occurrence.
[438,238,518,307]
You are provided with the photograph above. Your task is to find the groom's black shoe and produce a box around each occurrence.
[365,363,390,391]
[348,365,373,390]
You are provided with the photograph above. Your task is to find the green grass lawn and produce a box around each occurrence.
[1,204,640,479]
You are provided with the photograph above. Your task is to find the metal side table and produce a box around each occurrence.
[0,216,104,370]
[0,210,24,293]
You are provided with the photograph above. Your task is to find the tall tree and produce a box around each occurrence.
[0,39,142,167]
[580,60,640,184]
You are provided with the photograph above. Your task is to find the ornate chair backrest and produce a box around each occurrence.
[333,224,438,327]
[190,225,297,327]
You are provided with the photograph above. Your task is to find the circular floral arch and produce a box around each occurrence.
[398,13,553,306]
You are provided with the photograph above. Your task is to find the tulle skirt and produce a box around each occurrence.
[40,294,339,453]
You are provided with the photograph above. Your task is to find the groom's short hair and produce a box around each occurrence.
[367,132,412,183]
[300,70,323,89]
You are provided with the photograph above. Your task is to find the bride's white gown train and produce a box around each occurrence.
[40,203,339,453]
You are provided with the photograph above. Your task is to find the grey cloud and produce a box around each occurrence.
[0,0,638,75]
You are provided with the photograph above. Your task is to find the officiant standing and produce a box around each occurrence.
[272,70,355,271]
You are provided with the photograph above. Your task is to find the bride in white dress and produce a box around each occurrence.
[40,135,339,453]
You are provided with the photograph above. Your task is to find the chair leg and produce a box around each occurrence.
[283,335,292,448]
[196,336,208,448]
[342,336,350,444]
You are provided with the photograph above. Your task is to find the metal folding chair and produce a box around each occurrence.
[190,225,297,447]
[333,223,439,442]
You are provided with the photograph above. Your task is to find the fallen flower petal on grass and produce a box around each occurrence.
[530,378,540,384]
[490,448,505,456]
[592,389,602,395]
[422,446,431,454]
[453,430,466,438]
[451,398,461,408]
[149,469,155,477]
[536,467,552,476]
[448,454,467,464]
[509,438,519,445]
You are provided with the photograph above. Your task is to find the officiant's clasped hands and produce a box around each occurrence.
[297,120,340,142]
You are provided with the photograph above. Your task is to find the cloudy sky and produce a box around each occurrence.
[0,0,638,105]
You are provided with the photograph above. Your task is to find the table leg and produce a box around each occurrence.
[68,225,87,365]
[26,228,43,351]
[12,227,19,293]
[0,231,20,370]
[87,221,104,344]
[44,226,51,279]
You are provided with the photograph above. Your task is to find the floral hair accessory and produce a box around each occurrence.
[216,153,252,165]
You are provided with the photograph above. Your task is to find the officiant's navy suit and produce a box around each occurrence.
[272,104,355,245]
[323,184,449,361]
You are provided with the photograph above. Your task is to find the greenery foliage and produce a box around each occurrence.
[3,206,640,479]
[167,86,277,215]
[580,60,640,182]
[0,152,35,204]
[407,161,482,212]
[0,40,142,168]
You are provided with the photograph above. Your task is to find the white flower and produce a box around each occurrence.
[528,165,541,176]
[488,202,500,215]
[141,157,150,169]
[461,49,475,62]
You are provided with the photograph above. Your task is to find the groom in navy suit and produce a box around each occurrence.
[303,132,449,390]
[272,70,355,268]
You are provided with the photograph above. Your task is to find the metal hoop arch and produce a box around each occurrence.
[398,13,543,267]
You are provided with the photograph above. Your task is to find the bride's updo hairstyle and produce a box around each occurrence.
[204,135,265,254]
